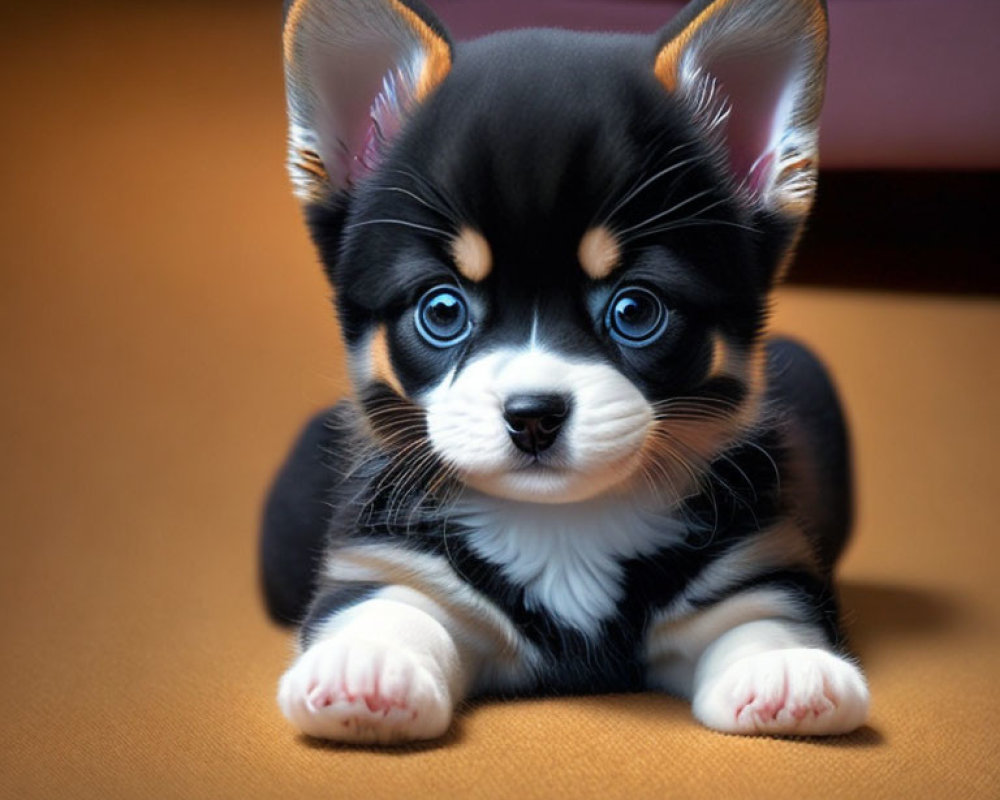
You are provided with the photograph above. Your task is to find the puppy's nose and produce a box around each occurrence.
[502,393,571,455]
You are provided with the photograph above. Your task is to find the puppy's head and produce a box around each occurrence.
[283,0,828,504]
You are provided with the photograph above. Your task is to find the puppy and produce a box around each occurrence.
[261,0,869,743]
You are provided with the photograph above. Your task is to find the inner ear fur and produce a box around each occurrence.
[283,0,453,204]
[654,0,828,218]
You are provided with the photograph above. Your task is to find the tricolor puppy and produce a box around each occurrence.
[262,0,869,743]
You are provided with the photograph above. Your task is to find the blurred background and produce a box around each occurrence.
[1,1,997,798]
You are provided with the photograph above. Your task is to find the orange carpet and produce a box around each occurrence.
[1,3,998,798]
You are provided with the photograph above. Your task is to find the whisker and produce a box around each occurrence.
[715,452,759,504]
[591,140,696,225]
[345,218,452,238]
[654,395,744,411]
[661,429,763,530]
[370,184,458,225]
[744,440,782,494]
[386,168,464,222]
[600,154,704,227]
[614,187,717,238]
[622,217,758,244]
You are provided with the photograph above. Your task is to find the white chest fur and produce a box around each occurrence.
[453,495,687,635]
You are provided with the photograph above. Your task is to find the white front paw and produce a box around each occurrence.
[693,648,869,736]
[278,635,454,744]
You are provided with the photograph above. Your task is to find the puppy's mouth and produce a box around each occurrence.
[456,446,647,505]
[510,453,568,472]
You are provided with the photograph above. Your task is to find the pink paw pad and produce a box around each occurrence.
[278,635,455,744]
[362,690,409,714]
[306,686,335,711]
[694,649,870,737]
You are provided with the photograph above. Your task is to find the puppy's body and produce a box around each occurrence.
[265,337,850,690]
[263,0,869,742]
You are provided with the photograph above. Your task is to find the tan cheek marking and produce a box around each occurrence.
[632,338,765,501]
[369,326,406,397]
[578,226,621,280]
[451,227,492,282]
[744,343,767,409]
[708,333,729,378]
[633,403,746,502]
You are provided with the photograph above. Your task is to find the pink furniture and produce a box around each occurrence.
[427,0,1000,170]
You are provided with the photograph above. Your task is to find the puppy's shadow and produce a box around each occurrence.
[298,718,467,754]
[837,579,963,666]
[579,580,962,749]
[798,579,964,748]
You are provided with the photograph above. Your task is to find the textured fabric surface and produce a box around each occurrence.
[1,3,998,799]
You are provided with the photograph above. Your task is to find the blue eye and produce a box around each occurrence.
[605,287,668,347]
[414,286,472,347]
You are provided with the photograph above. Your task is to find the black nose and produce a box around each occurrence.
[502,393,571,455]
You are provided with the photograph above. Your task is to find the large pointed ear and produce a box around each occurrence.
[654,0,828,218]
[283,0,453,204]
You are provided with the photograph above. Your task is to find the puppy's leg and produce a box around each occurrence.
[260,404,352,624]
[765,336,853,570]
[278,586,474,744]
[691,619,869,736]
[647,588,869,736]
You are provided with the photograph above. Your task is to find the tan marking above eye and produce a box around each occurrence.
[578,226,622,280]
[451,227,492,282]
